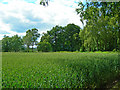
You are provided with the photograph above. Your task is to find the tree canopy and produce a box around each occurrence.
[2,35,23,52]
[40,0,49,6]
[40,24,82,52]
[76,2,120,51]
[23,28,40,52]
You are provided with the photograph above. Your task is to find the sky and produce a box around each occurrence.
[0,0,86,41]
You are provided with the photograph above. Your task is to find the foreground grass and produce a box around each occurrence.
[2,52,120,88]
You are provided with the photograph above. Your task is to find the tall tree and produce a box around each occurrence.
[73,33,82,51]
[23,30,32,52]
[23,29,40,52]
[2,35,12,52]
[31,28,40,52]
[76,2,120,51]
[46,25,65,51]
[40,24,81,52]
[2,35,22,52]
[11,35,23,52]
[65,24,81,51]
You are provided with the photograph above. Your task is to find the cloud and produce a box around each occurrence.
[0,0,83,40]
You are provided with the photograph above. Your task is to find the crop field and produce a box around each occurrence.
[2,52,120,88]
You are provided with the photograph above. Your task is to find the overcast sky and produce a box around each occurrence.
[0,0,85,40]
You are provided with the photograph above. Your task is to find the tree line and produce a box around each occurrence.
[1,24,81,52]
[1,2,119,52]
[1,28,40,52]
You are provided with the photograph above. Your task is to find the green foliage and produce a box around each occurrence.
[31,28,40,52]
[23,30,33,52]
[11,35,23,52]
[76,2,120,52]
[37,42,52,52]
[2,35,23,52]
[23,28,40,52]
[40,0,49,6]
[64,24,81,51]
[2,52,119,88]
[113,49,116,52]
[2,36,12,52]
[40,24,81,52]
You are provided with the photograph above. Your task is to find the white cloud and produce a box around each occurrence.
[0,20,11,32]
[0,0,83,40]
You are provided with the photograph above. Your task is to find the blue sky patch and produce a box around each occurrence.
[24,0,37,4]
[2,2,8,4]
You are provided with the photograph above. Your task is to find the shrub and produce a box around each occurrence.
[37,42,52,52]
[113,49,116,52]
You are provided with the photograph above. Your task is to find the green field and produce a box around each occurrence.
[2,52,120,88]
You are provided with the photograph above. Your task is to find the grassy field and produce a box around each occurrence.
[2,52,120,88]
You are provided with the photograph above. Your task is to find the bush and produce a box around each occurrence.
[37,42,52,52]
[113,49,116,52]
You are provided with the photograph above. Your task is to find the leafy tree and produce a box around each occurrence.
[40,24,81,52]
[76,2,120,51]
[23,28,40,52]
[40,25,65,52]
[73,33,82,51]
[41,32,51,43]
[23,30,32,52]
[2,35,22,52]
[11,35,23,52]
[31,28,40,52]
[64,24,81,51]
[2,35,12,52]
[48,25,65,51]
[37,41,52,52]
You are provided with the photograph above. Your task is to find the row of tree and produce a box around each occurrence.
[1,20,119,52]
[2,28,40,52]
[1,24,81,52]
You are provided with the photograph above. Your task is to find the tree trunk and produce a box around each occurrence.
[118,17,120,51]
[89,48,91,52]
[32,45,33,52]
[27,45,29,52]
[100,41,101,51]
[104,44,107,51]
[55,34,57,52]
[63,43,64,51]
[96,40,99,51]
[115,38,117,51]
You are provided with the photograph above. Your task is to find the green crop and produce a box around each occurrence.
[2,52,120,88]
